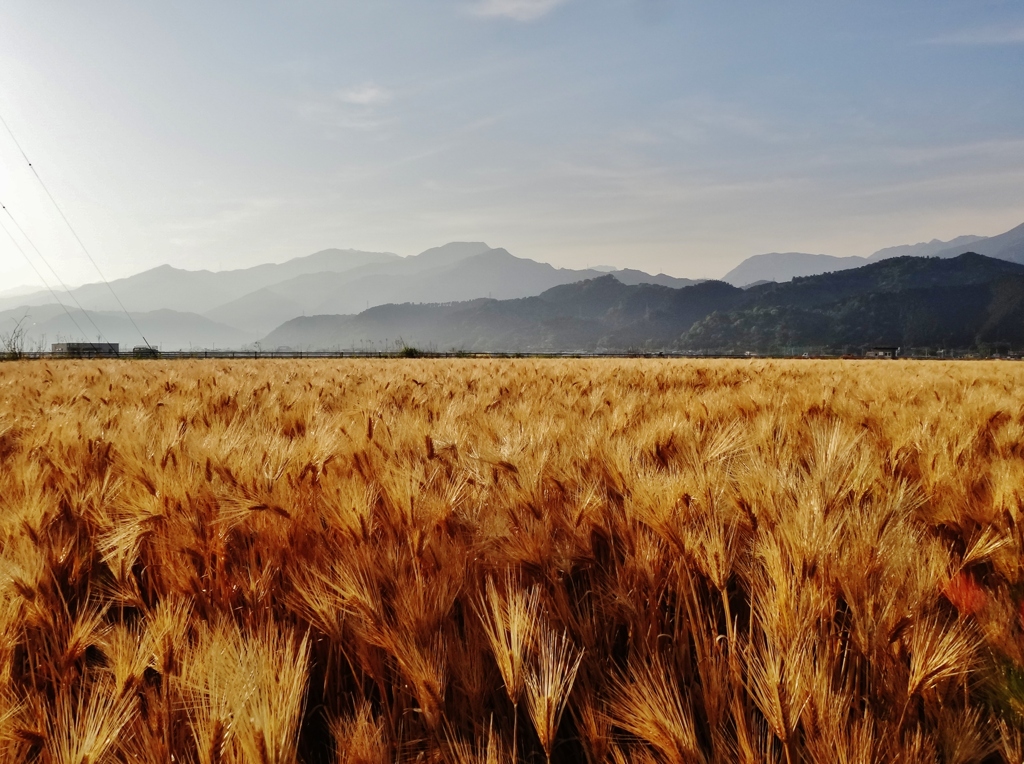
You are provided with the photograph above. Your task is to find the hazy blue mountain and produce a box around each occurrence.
[0,240,695,342]
[0,248,400,314]
[866,235,985,262]
[0,304,256,350]
[721,232,994,286]
[308,248,608,314]
[721,252,868,287]
[204,242,497,325]
[18,228,1013,349]
[208,245,688,329]
[261,253,1024,353]
[204,289,306,337]
[301,250,699,314]
[932,221,1024,264]
[0,284,45,299]
[408,242,495,270]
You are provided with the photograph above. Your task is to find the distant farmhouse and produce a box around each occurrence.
[52,342,119,358]
[865,346,899,359]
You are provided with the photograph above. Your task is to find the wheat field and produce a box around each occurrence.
[0,358,1022,763]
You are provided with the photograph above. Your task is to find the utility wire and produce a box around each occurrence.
[0,111,151,348]
[0,213,91,342]
[1,202,110,344]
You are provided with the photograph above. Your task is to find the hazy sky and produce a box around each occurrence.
[1,0,1023,287]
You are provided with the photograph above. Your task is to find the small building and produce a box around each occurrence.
[51,342,119,358]
[865,346,899,359]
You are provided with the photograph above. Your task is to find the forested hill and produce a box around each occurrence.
[688,253,1024,352]
[262,253,1024,353]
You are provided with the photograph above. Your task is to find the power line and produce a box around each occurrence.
[0,111,151,348]
[0,202,111,344]
[0,213,91,342]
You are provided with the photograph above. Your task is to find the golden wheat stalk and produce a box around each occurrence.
[0,358,1018,762]
[524,625,582,763]
[606,652,707,764]
[475,572,541,762]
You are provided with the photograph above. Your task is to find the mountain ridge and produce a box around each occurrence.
[1,242,699,340]
[262,253,1024,353]
[0,248,401,315]
[720,230,1007,286]
[933,221,1024,263]
[7,223,1023,350]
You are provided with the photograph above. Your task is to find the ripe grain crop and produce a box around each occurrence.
[0,358,1022,763]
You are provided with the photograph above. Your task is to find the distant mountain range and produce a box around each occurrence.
[723,252,880,287]
[722,220,1024,286]
[0,303,252,351]
[0,248,402,316]
[264,253,1024,354]
[0,242,697,349]
[720,235,991,286]
[4,220,1024,352]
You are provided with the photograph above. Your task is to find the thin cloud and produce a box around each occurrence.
[296,83,395,132]
[924,25,1024,45]
[469,0,569,22]
[336,83,393,106]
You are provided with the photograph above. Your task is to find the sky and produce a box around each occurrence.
[0,0,1023,288]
